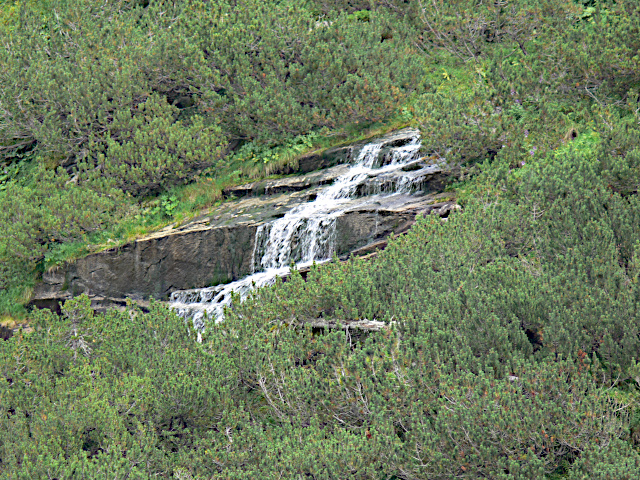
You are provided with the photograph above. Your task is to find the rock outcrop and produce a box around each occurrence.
[31,129,457,312]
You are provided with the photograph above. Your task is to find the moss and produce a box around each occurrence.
[207,271,233,287]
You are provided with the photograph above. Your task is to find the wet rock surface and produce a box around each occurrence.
[31,129,458,312]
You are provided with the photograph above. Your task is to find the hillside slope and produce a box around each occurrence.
[1,0,640,477]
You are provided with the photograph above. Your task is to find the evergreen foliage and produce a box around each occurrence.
[0,0,422,298]
[193,0,421,142]
[86,94,225,197]
[3,127,640,476]
[0,165,123,292]
[1,0,640,476]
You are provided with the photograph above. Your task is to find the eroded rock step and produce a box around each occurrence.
[30,129,457,314]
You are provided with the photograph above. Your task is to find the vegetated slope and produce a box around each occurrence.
[1,0,640,477]
[0,0,423,314]
[1,133,640,478]
[2,0,640,315]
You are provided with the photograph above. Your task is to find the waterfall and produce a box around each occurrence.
[170,132,424,331]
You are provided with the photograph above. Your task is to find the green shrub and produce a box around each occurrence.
[568,438,640,480]
[85,95,225,197]
[0,166,122,293]
[1,1,640,474]
[193,1,422,142]
[0,0,209,170]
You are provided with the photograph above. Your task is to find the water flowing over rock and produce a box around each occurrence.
[252,139,421,271]
[31,129,457,320]
[169,130,449,329]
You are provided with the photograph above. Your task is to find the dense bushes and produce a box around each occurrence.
[2,0,640,306]
[0,166,123,289]
[414,0,640,167]
[195,1,420,142]
[2,132,640,477]
[0,0,419,167]
[1,1,640,475]
[86,94,225,197]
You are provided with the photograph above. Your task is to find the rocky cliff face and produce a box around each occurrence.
[31,129,457,312]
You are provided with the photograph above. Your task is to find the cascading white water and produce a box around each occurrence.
[170,133,424,331]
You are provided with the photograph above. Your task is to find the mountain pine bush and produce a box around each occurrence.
[1,0,640,476]
[3,127,639,476]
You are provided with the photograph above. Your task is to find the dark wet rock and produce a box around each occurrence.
[31,128,457,311]
[32,195,457,308]
[224,165,350,198]
[34,222,258,305]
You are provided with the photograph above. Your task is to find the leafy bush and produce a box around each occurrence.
[1,1,640,474]
[413,0,581,61]
[568,439,640,480]
[0,0,421,168]
[85,95,225,197]
[0,166,123,292]
[193,1,421,142]
[0,0,198,167]
[2,136,640,474]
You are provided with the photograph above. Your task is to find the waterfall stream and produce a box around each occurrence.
[169,132,424,332]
